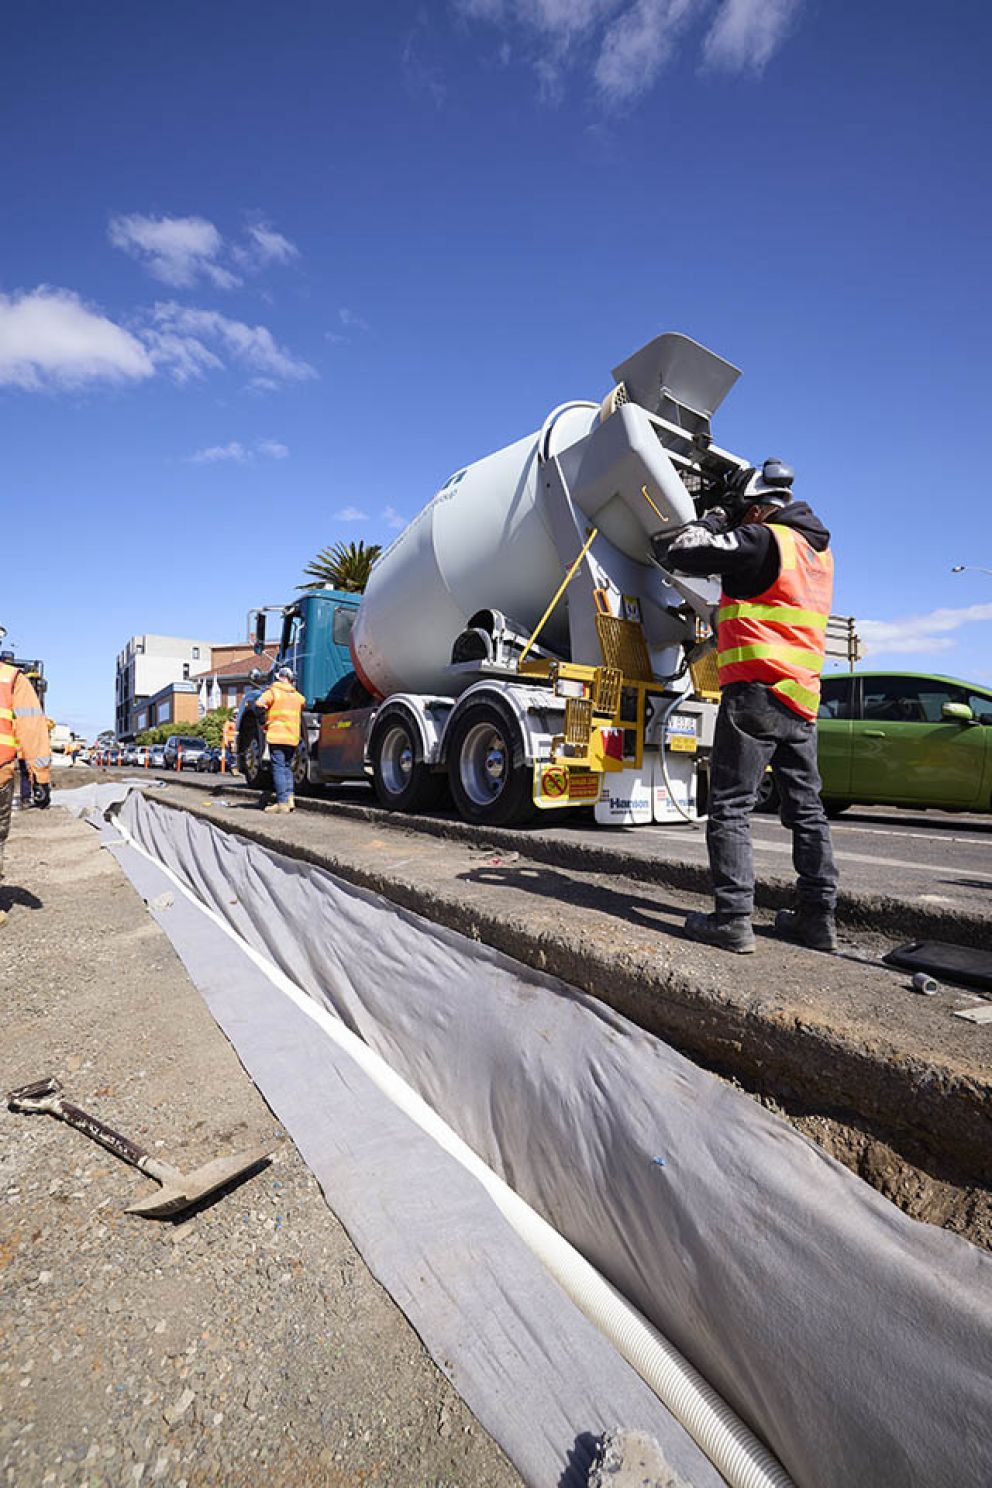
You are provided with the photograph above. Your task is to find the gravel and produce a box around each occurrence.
[0,803,523,1488]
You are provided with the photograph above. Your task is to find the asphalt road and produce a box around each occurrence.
[71,764,992,927]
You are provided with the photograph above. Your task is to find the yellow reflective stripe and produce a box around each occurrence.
[0,708,13,720]
[774,678,820,714]
[716,602,829,628]
[718,642,825,673]
[770,525,798,569]
[0,732,17,747]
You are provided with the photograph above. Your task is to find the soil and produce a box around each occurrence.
[0,801,523,1488]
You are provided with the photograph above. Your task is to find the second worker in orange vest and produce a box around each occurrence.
[652,459,838,954]
[255,666,305,813]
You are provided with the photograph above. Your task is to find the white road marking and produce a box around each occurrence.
[640,829,992,879]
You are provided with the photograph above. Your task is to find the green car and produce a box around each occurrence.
[757,671,992,815]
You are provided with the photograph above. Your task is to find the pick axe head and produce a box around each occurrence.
[127,1144,275,1218]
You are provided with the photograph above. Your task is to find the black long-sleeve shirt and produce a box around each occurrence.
[655,501,831,600]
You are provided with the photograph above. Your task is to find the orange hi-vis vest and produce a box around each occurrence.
[0,664,17,766]
[259,681,305,746]
[222,718,236,748]
[716,524,834,721]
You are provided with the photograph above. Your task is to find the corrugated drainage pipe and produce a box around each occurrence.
[116,815,795,1488]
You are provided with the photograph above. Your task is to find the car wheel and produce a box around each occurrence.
[370,712,447,813]
[447,699,536,827]
[753,771,780,814]
[824,800,851,818]
[240,724,272,792]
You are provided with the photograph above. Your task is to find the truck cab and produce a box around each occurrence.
[237,589,362,789]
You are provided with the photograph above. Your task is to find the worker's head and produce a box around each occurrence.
[276,665,295,684]
[723,458,795,526]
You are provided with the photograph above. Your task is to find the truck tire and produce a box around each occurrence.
[371,713,447,815]
[754,772,780,814]
[239,723,272,793]
[447,698,537,827]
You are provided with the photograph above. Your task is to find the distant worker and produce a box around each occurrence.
[652,459,838,955]
[0,660,52,882]
[221,712,238,774]
[255,666,304,813]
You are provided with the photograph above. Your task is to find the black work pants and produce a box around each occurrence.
[0,777,12,878]
[706,682,838,919]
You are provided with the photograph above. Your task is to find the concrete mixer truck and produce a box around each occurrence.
[238,331,759,828]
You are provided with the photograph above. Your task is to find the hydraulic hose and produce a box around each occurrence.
[115,807,793,1488]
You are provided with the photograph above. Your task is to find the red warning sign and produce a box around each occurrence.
[540,766,569,799]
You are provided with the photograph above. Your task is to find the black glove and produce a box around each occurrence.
[32,781,51,809]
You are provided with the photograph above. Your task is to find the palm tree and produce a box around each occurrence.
[298,539,382,593]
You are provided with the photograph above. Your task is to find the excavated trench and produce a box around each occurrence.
[120,778,992,1255]
[55,771,992,1251]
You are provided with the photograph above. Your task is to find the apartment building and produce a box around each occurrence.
[115,634,216,738]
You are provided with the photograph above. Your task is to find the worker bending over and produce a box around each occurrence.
[256,666,305,814]
[0,660,52,882]
[652,460,838,954]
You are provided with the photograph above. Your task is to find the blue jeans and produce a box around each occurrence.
[270,744,296,804]
[707,682,838,919]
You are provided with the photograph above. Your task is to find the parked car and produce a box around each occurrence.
[195,745,220,772]
[149,745,166,769]
[162,735,209,770]
[757,671,992,815]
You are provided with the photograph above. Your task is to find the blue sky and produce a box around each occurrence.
[2,0,991,738]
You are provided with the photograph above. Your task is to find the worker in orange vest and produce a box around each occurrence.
[652,459,838,954]
[255,666,305,813]
[0,660,52,884]
[221,713,237,774]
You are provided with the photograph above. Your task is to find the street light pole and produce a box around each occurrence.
[951,565,992,577]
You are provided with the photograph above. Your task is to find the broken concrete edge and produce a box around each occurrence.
[137,789,992,1192]
[587,1429,693,1488]
[67,771,990,948]
[273,792,992,950]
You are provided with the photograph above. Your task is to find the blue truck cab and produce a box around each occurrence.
[237,589,362,789]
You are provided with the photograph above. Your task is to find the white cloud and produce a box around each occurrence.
[338,307,370,332]
[382,505,406,530]
[595,0,702,105]
[455,0,800,101]
[0,286,154,391]
[858,604,992,658]
[108,213,240,289]
[189,441,250,464]
[702,0,801,73]
[147,303,316,384]
[110,212,301,286]
[188,438,290,464]
[233,224,299,272]
[335,506,369,521]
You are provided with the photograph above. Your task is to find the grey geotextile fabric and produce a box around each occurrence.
[113,789,992,1486]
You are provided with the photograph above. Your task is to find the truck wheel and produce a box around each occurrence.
[292,742,309,792]
[447,700,536,827]
[371,715,447,814]
[754,772,780,814]
[824,800,850,818]
[239,725,272,792]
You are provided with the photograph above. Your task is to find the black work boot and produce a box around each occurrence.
[774,907,838,952]
[684,910,756,955]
